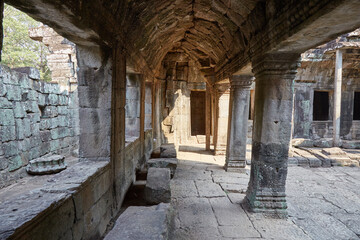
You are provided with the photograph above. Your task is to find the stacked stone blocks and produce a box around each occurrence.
[0,65,79,188]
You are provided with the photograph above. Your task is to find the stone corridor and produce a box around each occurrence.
[170,144,360,240]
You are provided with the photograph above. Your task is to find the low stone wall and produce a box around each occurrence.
[0,65,79,188]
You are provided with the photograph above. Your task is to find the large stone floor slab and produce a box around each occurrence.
[170,144,360,240]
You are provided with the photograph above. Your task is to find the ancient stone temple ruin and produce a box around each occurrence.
[0,0,360,239]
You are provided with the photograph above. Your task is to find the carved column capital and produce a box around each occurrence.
[252,53,300,80]
[230,75,254,88]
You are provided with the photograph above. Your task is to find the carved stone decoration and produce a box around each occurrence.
[26,155,67,175]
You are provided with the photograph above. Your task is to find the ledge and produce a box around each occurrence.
[0,158,109,239]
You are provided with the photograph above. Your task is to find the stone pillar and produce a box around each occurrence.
[152,78,162,149]
[205,83,211,151]
[245,53,300,217]
[225,75,253,172]
[140,77,145,160]
[333,49,343,147]
[0,0,3,61]
[111,44,127,208]
[214,83,230,155]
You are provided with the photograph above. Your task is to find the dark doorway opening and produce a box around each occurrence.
[191,91,206,136]
[313,91,329,121]
[353,92,360,120]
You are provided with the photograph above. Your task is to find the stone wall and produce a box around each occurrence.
[0,65,79,189]
[293,30,360,141]
[29,25,77,92]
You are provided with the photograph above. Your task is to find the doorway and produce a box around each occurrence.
[190,91,206,136]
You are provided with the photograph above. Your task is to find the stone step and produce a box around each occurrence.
[145,168,171,204]
[147,158,178,178]
[151,143,177,158]
[104,203,171,240]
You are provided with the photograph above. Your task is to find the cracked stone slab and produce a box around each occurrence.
[249,216,313,240]
[171,179,198,198]
[226,192,246,205]
[292,214,359,240]
[195,181,226,198]
[219,182,247,193]
[209,197,260,238]
[175,197,220,238]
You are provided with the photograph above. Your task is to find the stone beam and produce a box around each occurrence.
[215,0,360,81]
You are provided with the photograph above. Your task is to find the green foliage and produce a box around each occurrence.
[1,4,51,81]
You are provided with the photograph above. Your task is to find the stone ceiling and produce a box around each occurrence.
[124,0,259,73]
[5,0,360,82]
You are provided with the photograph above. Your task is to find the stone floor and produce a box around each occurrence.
[170,144,360,240]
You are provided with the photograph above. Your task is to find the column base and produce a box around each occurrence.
[224,160,246,172]
[243,192,288,218]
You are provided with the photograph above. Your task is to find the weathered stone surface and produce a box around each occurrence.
[160,144,177,158]
[147,158,178,178]
[26,155,67,175]
[291,138,314,148]
[145,168,171,204]
[13,67,40,80]
[104,203,171,240]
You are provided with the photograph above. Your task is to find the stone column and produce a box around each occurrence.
[225,75,253,172]
[333,49,343,147]
[0,0,4,61]
[140,77,146,161]
[245,53,300,217]
[205,83,211,151]
[214,83,230,155]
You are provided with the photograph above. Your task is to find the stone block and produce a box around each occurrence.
[0,97,12,109]
[2,141,19,157]
[40,118,51,130]
[145,167,171,204]
[31,122,40,136]
[12,67,40,80]
[28,113,40,124]
[314,138,333,148]
[104,203,170,240]
[26,90,38,101]
[160,144,177,158]
[13,102,26,118]
[25,101,39,113]
[5,86,21,101]
[57,106,68,115]
[15,119,25,140]
[0,125,16,142]
[8,155,22,172]
[0,109,15,126]
[58,95,68,105]
[0,157,8,170]
[46,94,59,105]
[40,130,52,142]
[38,93,46,106]
[147,158,178,178]
[291,138,314,148]
[0,80,6,97]
[342,141,360,149]
[43,106,58,118]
